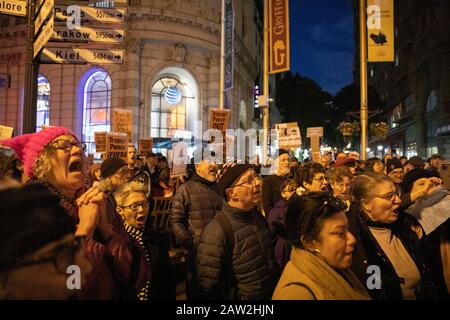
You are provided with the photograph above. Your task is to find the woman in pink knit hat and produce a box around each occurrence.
[0,127,150,299]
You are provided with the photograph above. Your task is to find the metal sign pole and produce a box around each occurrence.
[23,0,39,134]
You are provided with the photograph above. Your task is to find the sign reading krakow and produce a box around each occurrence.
[52,25,125,43]
[0,0,27,17]
[54,5,126,24]
[41,47,124,64]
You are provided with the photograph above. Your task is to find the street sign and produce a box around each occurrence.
[41,47,124,64]
[54,5,125,24]
[34,14,54,58]
[0,0,27,17]
[52,25,125,43]
[35,0,54,35]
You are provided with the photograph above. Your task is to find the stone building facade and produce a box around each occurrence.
[353,0,450,159]
[0,0,279,157]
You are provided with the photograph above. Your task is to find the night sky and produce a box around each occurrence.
[289,0,355,95]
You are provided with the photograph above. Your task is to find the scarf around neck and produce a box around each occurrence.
[290,248,371,300]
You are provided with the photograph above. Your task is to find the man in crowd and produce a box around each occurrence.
[427,154,443,177]
[404,156,425,173]
[169,147,223,299]
[195,164,279,299]
[386,158,405,191]
[126,144,141,179]
[262,149,290,216]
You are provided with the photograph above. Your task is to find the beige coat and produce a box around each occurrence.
[272,248,371,300]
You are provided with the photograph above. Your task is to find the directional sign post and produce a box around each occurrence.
[52,25,125,43]
[34,15,54,58]
[41,47,124,64]
[0,0,27,17]
[55,5,125,24]
[35,0,54,35]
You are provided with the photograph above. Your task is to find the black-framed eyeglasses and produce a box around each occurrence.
[51,139,87,152]
[119,200,149,211]
[375,191,399,201]
[0,236,85,274]
[230,174,260,189]
[312,176,328,185]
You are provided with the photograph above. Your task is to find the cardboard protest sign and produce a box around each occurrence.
[209,108,230,142]
[94,131,107,153]
[275,122,302,149]
[148,197,172,233]
[138,138,153,157]
[112,108,132,142]
[105,132,128,160]
[171,142,187,177]
[0,125,14,140]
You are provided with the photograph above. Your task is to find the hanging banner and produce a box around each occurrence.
[112,108,132,142]
[269,0,290,74]
[367,0,394,62]
[94,131,107,152]
[223,0,234,91]
[105,132,127,160]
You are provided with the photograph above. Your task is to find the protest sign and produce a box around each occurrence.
[94,131,107,152]
[275,122,301,149]
[112,108,132,142]
[149,197,172,233]
[105,132,127,160]
[138,138,153,157]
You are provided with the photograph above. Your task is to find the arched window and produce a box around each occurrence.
[82,70,111,154]
[36,74,50,132]
[151,77,194,138]
[426,90,437,112]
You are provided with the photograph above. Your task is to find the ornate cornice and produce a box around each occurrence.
[127,8,220,35]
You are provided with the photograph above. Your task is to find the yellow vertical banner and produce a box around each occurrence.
[367,0,394,62]
[269,0,290,74]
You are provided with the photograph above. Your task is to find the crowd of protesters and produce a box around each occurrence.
[0,126,449,300]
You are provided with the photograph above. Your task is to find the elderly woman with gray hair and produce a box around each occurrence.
[348,172,439,300]
[0,127,150,299]
[114,179,175,300]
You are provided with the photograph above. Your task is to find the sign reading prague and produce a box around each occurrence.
[0,0,26,17]
[367,0,394,62]
[269,0,290,74]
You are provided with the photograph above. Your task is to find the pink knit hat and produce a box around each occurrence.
[0,127,76,178]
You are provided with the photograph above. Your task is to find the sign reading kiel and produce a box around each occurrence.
[41,47,124,64]
[52,25,125,43]
[367,0,394,62]
[0,0,27,17]
[54,5,126,24]
[269,0,290,74]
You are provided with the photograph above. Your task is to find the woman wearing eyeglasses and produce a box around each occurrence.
[0,127,150,299]
[348,172,438,300]
[272,192,370,300]
[114,180,175,300]
[294,162,329,196]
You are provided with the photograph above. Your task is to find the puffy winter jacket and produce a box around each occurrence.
[195,203,280,300]
[169,173,223,253]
